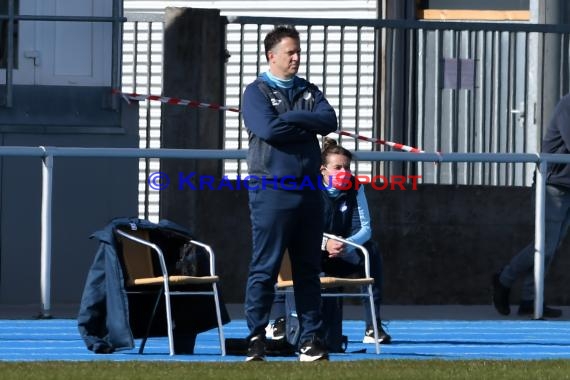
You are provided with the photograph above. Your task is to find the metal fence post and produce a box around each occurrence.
[39,147,53,319]
[5,0,15,107]
[533,159,547,319]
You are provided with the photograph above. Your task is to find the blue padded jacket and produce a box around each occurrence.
[242,75,337,180]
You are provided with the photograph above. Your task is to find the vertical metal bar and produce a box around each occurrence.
[466,31,472,185]
[513,31,525,186]
[525,26,541,184]
[538,32,546,142]
[405,27,414,179]
[434,29,441,183]
[322,26,328,96]
[110,0,121,106]
[491,31,500,185]
[523,32,530,185]
[417,28,425,181]
[507,31,514,186]
[386,28,396,178]
[212,282,227,355]
[236,24,245,176]
[370,23,381,177]
[133,21,142,216]
[481,31,488,184]
[40,147,53,319]
[144,22,152,220]
[496,31,504,186]
[256,25,262,79]
[5,0,15,107]
[382,27,391,177]
[354,26,362,173]
[466,31,474,185]
[338,26,345,133]
[305,25,311,82]
[482,31,490,185]
[452,30,460,184]
[560,32,566,101]
[153,245,175,355]
[133,22,139,91]
[533,159,546,320]
[463,30,470,184]
[373,24,380,177]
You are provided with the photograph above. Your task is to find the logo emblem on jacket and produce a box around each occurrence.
[271,91,282,107]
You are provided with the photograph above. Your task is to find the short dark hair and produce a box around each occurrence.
[264,25,300,61]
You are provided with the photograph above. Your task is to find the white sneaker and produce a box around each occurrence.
[362,324,392,344]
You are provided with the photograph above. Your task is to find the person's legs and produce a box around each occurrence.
[245,188,292,343]
[500,185,570,288]
[517,185,570,301]
[495,184,570,316]
[271,293,286,320]
[287,190,326,352]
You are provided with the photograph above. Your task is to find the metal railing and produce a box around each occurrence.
[0,146,563,320]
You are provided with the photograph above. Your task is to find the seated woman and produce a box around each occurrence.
[270,137,391,345]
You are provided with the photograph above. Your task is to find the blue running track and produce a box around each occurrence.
[2,319,570,361]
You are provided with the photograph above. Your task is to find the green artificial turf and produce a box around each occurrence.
[3,360,570,380]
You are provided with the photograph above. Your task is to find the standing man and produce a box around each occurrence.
[492,93,570,318]
[242,25,337,361]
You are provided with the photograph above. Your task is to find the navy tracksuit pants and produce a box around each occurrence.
[245,186,324,344]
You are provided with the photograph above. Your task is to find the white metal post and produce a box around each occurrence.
[533,160,546,319]
[40,148,53,318]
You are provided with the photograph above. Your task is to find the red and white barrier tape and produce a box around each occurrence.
[114,89,426,153]
[112,89,241,113]
[336,130,425,153]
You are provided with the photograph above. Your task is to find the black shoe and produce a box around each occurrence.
[298,336,329,362]
[492,272,511,316]
[271,317,286,340]
[245,335,266,362]
[518,301,562,318]
[363,322,392,344]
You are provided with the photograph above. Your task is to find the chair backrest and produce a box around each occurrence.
[117,229,155,283]
[278,250,293,283]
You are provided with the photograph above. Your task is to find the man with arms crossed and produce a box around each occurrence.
[242,25,337,361]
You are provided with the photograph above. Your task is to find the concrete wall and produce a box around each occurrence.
[159,7,226,233]
[0,85,139,306]
[180,183,570,306]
